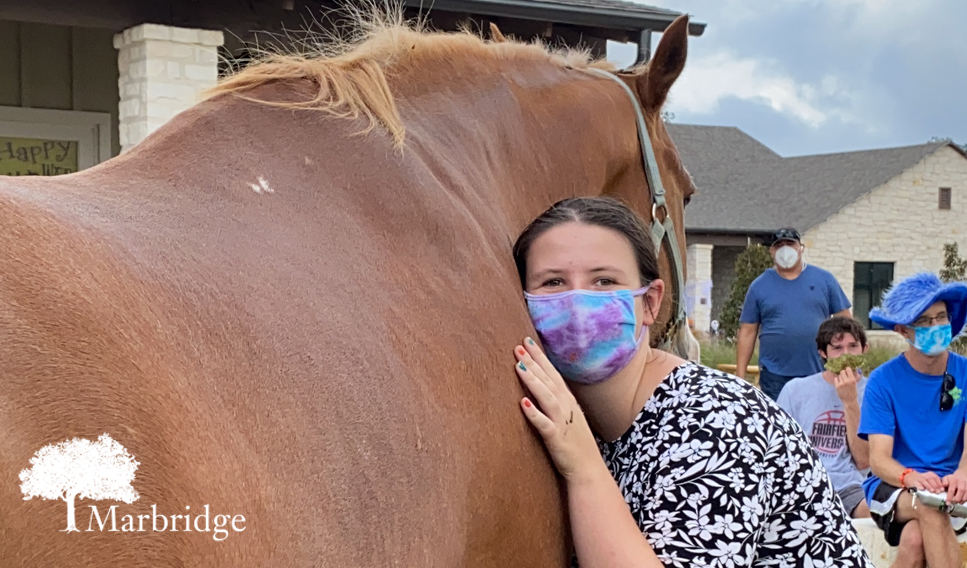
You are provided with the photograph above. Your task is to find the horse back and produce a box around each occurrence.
[0,95,567,566]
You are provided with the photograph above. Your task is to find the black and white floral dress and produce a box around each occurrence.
[591,362,873,567]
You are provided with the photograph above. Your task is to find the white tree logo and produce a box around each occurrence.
[19,433,140,532]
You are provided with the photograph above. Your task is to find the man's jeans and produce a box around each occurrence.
[758,366,798,402]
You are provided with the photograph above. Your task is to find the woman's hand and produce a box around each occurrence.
[515,338,606,484]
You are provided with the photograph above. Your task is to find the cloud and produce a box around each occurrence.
[668,51,839,128]
[608,0,966,155]
[606,44,853,129]
[606,3,857,129]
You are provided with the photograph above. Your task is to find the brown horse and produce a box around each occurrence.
[0,13,695,567]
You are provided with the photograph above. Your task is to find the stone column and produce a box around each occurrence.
[686,243,714,334]
[114,24,224,152]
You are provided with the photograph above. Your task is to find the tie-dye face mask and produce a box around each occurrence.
[908,323,953,356]
[523,286,650,384]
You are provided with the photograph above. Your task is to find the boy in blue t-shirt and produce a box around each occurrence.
[859,272,967,568]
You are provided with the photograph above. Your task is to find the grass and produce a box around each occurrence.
[699,339,757,370]
[863,345,902,371]
[699,340,902,372]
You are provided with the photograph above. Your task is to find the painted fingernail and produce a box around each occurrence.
[518,362,527,371]
[516,346,526,356]
[523,398,532,408]
[527,338,536,345]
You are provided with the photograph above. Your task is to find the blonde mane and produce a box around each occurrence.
[205,11,616,146]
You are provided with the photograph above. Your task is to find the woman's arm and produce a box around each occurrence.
[515,340,663,568]
[567,463,664,568]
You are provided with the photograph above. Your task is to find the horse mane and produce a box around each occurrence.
[204,10,617,147]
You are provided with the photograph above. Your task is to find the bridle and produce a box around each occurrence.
[582,68,688,349]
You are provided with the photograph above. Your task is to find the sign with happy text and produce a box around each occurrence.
[0,136,79,176]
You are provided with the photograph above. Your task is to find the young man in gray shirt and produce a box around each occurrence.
[778,316,871,518]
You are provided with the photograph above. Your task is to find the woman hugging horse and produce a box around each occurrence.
[511,196,874,567]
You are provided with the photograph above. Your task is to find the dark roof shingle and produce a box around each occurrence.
[405,0,706,35]
[534,0,682,16]
[668,124,953,234]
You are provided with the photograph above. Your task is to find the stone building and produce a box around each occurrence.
[0,0,703,174]
[672,123,967,341]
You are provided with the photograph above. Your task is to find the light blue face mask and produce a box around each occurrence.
[908,323,953,356]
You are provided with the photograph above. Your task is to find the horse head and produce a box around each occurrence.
[605,15,699,360]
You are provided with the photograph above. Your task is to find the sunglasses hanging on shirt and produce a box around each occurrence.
[941,368,956,412]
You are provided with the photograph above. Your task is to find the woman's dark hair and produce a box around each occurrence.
[815,316,869,355]
[512,196,659,287]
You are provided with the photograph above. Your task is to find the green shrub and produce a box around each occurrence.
[700,339,898,375]
[941,242,967,355]
[719,244,773,340]
[863,345,901,371]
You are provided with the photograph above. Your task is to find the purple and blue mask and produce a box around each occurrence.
[523,286,650,385]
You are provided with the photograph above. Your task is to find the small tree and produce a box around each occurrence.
[20,433,140,532]
[941,242,967,354]
[940,242,967,282]
[719,244,773,340]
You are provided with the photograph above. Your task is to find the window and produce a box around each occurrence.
[854,262,895,329]
[940,187,952,210]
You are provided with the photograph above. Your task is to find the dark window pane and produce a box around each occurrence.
[872,263,893,285]
[854,288,872,328]
[855,262,872,287]
[854,261,894,330]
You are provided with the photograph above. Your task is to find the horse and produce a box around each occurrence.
[0,12,695,566]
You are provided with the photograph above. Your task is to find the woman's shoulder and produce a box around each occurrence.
[650,362,797,441]
[653,362,764,411]
[602,363,743,450]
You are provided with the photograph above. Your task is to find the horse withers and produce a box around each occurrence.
[0,13,695,567]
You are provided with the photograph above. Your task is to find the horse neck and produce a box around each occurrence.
[389,59,640,227]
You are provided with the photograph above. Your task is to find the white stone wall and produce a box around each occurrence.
[686,243,714,333]
[803,146,967,304]
[114,24,224,152]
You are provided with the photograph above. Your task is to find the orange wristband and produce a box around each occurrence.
[899,468,914,487]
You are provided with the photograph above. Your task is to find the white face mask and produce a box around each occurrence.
[775,245,800,269]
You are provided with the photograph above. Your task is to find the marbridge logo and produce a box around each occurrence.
[19,433,246,541]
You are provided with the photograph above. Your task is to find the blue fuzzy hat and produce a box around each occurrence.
[870,272,967,336]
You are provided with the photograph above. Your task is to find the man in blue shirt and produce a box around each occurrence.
[736,228,852,400]
[860,272,967,568]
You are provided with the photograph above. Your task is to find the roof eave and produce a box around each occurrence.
[403,0,706,35]
[947,142,967,160]
[685,227,775,235]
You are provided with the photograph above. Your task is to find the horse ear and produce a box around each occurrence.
[490,23,508,43]
[636,15,689,112]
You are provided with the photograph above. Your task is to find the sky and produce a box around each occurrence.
[606,0,967,157]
